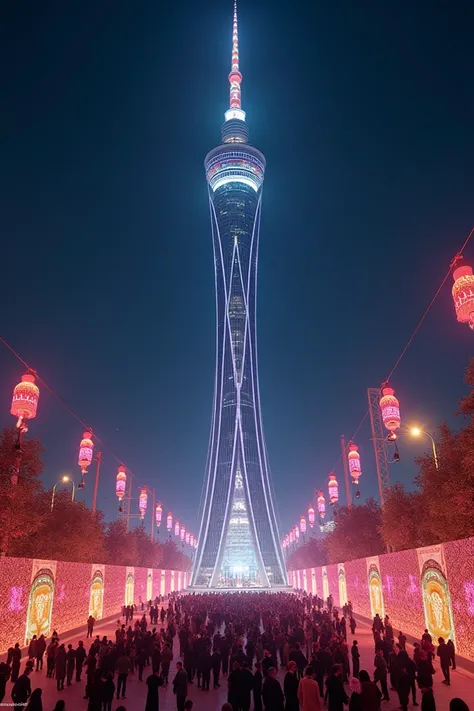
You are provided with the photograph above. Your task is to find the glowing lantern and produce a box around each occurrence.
[294,525,300,541]
[180,525,185,541]
[190,534,194,547]
[348,441,361,485]
[308,505,315,528]
[78,431,94,475]
[328,473,339,505]
[317,490,326,519]
[139,487,148,519]
[300,516,307,534]
[452,257,474,329]
[155,502,162,529]
[167,513,173,532]
[174,520,180,537]
[282,538,286,549]
[289,530,295,544]
[116,464,126,501]
[286,534,290,548]
[380,382,401,435]
[194,538,198,549]
[11,371,39,425]
[185,532,190,545]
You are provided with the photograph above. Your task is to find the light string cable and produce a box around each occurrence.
[0,334,191,534]
[323,224,474,488]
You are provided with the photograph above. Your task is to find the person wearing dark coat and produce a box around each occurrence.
[289,644,307,679]
[325,665,348,711]
[211,648,221,688]
[200,648,212,691]
[55,645,67,691]
[25,687,42,711]
[253,662,263,711]
[11,644,22,683]
[35,635,46,671]
[447,640,456,670]
[359,670,381,711]
[28,636,37,660]
[351,641,360,679]
[374,649,389,701]
[152,646,161,675]
[228,662,243,710]
[283,661,299,711]
[348,678,362,711]
[396,667,411,711]
[437,638,451,686]
[0,661,10,704]
[241,662,255,711]
[87,669,104,711]
[103,672,115,711]
[11,668,32,708]
[145,670,163,711]
[416,653,435,690]
[66,644,76,685]
[75,640,86,682]
[421,688,437,711]
[262,667,284,711]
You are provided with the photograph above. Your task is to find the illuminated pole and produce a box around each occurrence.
[91,451,102,513]
[410,428,439,470]
[51,476,75,511]
[340,435,352,507]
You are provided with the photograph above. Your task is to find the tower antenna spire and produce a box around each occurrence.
[228,0,242,112]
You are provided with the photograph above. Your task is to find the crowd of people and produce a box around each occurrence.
[0,590,471,711]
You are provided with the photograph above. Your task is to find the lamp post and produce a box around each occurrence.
[410,427,439,470]
[51,475,75,511]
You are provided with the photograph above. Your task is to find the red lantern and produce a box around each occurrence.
[380,382,401,435]
[348,441,361,485]
[294,524,300,540]
[139,487,148,519]
[167,513,173,532]
[155,502,162,528]
[300,516,307,534]
[308,505,315,528]
[317,490,326,519]
[174,520,180,537]
[11,371,39,424]
[328,473,339,505]
[78,431,94,474]
[185,532,190,545]
[116,464,126,501]
[180,525,185,541]
[452,256,474,329]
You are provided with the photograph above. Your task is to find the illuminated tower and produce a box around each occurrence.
[191,1,286,588]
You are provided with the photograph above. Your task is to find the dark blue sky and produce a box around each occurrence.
[1,0,473,537]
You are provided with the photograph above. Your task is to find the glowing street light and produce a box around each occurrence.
[409,427,439,470]
[51,475,75,511]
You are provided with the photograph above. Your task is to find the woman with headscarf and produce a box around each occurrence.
[348,678,361,711]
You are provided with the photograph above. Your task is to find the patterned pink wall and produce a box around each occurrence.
[444,538,474,660]
[379,549,425,639]
[0,556,186,653]
[291,535,474,661]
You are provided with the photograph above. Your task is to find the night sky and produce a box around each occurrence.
[1,0,473,538]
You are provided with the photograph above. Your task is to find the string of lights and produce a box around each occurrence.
[0,334,197,551]
[284,225,474,550]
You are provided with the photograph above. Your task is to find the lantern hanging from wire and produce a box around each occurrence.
[180,525,185,542]
[347,441,361,485]
[116,464,127,501]
[190,534,194,548]
[380,382,401,437]
[452,256,474,329]
[139,487,148,519]
[185,532,190,545]
[174,520,180,537]
[308,505,315,528]
[328,473,339,505]
[294,524,300,541]
[155,502,162,529]
[78,431,94,475]
[317,490,326,519]
[11,371,40,428]
[282,538,286,550]
[194,538,198,549]
[167,512,173,533]
[300,516,307,535]
[289,530,295,544]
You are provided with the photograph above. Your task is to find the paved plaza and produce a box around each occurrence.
[6,608,473,711]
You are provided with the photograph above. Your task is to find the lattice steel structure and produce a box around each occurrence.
[191,1,286,589]
[367,387,391,504]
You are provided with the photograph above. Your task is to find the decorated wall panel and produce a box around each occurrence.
[444,538,474,660]
[379,549,424,639]
[50,561,90,635]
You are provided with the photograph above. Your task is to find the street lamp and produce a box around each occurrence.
[409,427,439,470]
[51,475,76,511]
